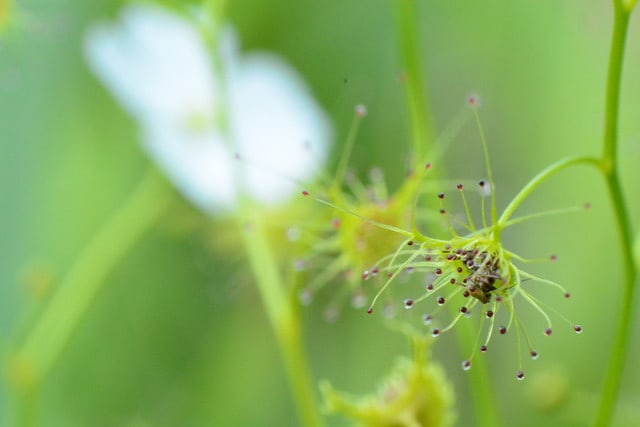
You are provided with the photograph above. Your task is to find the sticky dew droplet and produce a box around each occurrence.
[423,314,433,325]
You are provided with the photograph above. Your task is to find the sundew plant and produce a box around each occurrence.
[1,1,639,427]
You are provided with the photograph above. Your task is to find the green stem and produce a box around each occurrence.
[240,211,325,427]
[393,0,433,167]
[594,175,637,427]
[594,4,637,426]
[497,156,601,227]
[601,5,630,173]
[9,168,171,402]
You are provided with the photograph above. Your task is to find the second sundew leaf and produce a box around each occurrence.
[297,165,432,316]
[291,102,448,317]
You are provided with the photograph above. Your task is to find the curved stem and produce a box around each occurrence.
[9,168,171,401]
[393,0,433,167]
[240,210,324,427]
[594,3,637,426]
[497,156,602,228]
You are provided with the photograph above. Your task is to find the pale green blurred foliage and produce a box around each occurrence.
[526,367,569,412]
[2,0,640,426]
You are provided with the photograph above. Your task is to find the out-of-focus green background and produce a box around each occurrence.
[2,0,640,426]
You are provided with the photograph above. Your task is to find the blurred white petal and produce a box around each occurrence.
[229,53,331,205]
[142,124,236,213]
[85,4,332,214]
[84,4,217,126]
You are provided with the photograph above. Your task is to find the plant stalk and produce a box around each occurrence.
[240,211,325,427]
[594,3,637,426]
[9,168,171,423]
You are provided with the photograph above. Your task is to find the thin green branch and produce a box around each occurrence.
[596,174,638,420]
[10,168,171,397]
[594,4,637,426]
[240,210,325,427]
[497,156,602,227]
[594,173,637,427]
[601,5,630,172]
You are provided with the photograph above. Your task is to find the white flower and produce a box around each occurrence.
[85,5,217,127]
[84,4,331,214]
